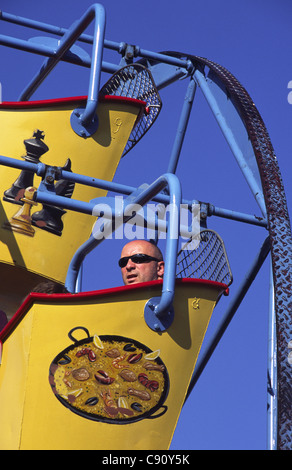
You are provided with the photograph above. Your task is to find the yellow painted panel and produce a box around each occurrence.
[0,98,141,282]
[0,312,34,450]
[0,97,143,317]
[0,280,226,450]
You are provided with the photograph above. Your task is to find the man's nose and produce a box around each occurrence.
[126,258,136,269]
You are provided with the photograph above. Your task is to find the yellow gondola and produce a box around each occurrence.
[0,94,146,318]
[0,278,228,450]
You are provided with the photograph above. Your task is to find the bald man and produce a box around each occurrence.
[119,240,164,285]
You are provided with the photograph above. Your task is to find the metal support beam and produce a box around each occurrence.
[167,77,197,174]
[194,68,267,218]
[0,154,267,227]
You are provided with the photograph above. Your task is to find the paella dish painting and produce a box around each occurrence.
[49,327,169,424]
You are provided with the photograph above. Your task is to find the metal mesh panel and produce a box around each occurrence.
[100,64,162,156]
[176,230,233,286]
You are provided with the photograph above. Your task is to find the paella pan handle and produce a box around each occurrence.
[68,326,91,344]
[146,405,168,419]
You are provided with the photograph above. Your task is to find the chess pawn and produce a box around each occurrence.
[4,187,37,237]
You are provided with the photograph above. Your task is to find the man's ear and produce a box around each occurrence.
[157,261,165,279]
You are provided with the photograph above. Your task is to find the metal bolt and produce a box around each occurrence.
[46,175,54,184]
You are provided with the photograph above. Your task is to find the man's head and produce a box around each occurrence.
[119,240,164,285]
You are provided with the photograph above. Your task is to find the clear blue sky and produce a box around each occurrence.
[0,0,291,450]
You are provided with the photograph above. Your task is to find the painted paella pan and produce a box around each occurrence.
[49,327,169,424]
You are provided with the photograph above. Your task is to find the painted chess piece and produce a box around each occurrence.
[4,186,37,237]
[3,130,48,205]
[32,158,75,236]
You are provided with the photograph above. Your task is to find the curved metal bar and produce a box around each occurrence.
[78,5,106,127]
[19,4,106,134]
[65,173,182,326]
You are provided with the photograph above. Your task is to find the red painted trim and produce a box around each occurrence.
[99,95,147,108]
[0,278,227,343]
[0,96,87,108]
[0,95,146,110]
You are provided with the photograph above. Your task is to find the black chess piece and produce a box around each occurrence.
[3,130,49,205]
[31,158,75,236]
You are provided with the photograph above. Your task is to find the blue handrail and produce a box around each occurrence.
[18,4,106,136]
[65,173,182,330]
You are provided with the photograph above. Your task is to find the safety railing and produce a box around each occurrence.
[176,229,233,287]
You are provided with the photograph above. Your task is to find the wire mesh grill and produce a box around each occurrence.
[100,64,162,156]
[176,229,233,286]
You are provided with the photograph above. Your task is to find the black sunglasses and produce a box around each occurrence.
[118,253,160,268]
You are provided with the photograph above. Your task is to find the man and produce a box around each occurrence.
[119,240,164,285]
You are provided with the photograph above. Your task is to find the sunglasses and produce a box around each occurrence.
[118,253,160,268]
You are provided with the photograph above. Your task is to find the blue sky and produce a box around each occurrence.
[0,0,291,450]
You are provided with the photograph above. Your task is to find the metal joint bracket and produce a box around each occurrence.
[144,297,174,332]
[119,43,140,67]
[70,107,99,138]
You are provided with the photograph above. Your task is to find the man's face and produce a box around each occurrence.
[120,241,164,285]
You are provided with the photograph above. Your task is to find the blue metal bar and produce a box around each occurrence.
[77,4,106,126]
[0,34,120,73]
[0,33,59,58]
[145,62,189,91]
[134,48,193,72]
[34,186,262,240]
[65,173,181,323]
[0,10,124,52]
[0,10,192,72]
[0,33,118,73]
[144,174,181,319]
[0,154,267,227]
[194,68,267,218]
[57,169,267,227]
[35,190,98,215]
[167,77,197,174]
[18,4,106,131]
[208,203,267,227]
[184,236,270,402]
[0,154,44,174]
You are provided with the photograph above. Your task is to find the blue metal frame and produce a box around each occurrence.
[193,68,267,217]
[167,77,197,174]
[18,4,106,137]
[64,173,182,332]
[0,154,267,228]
